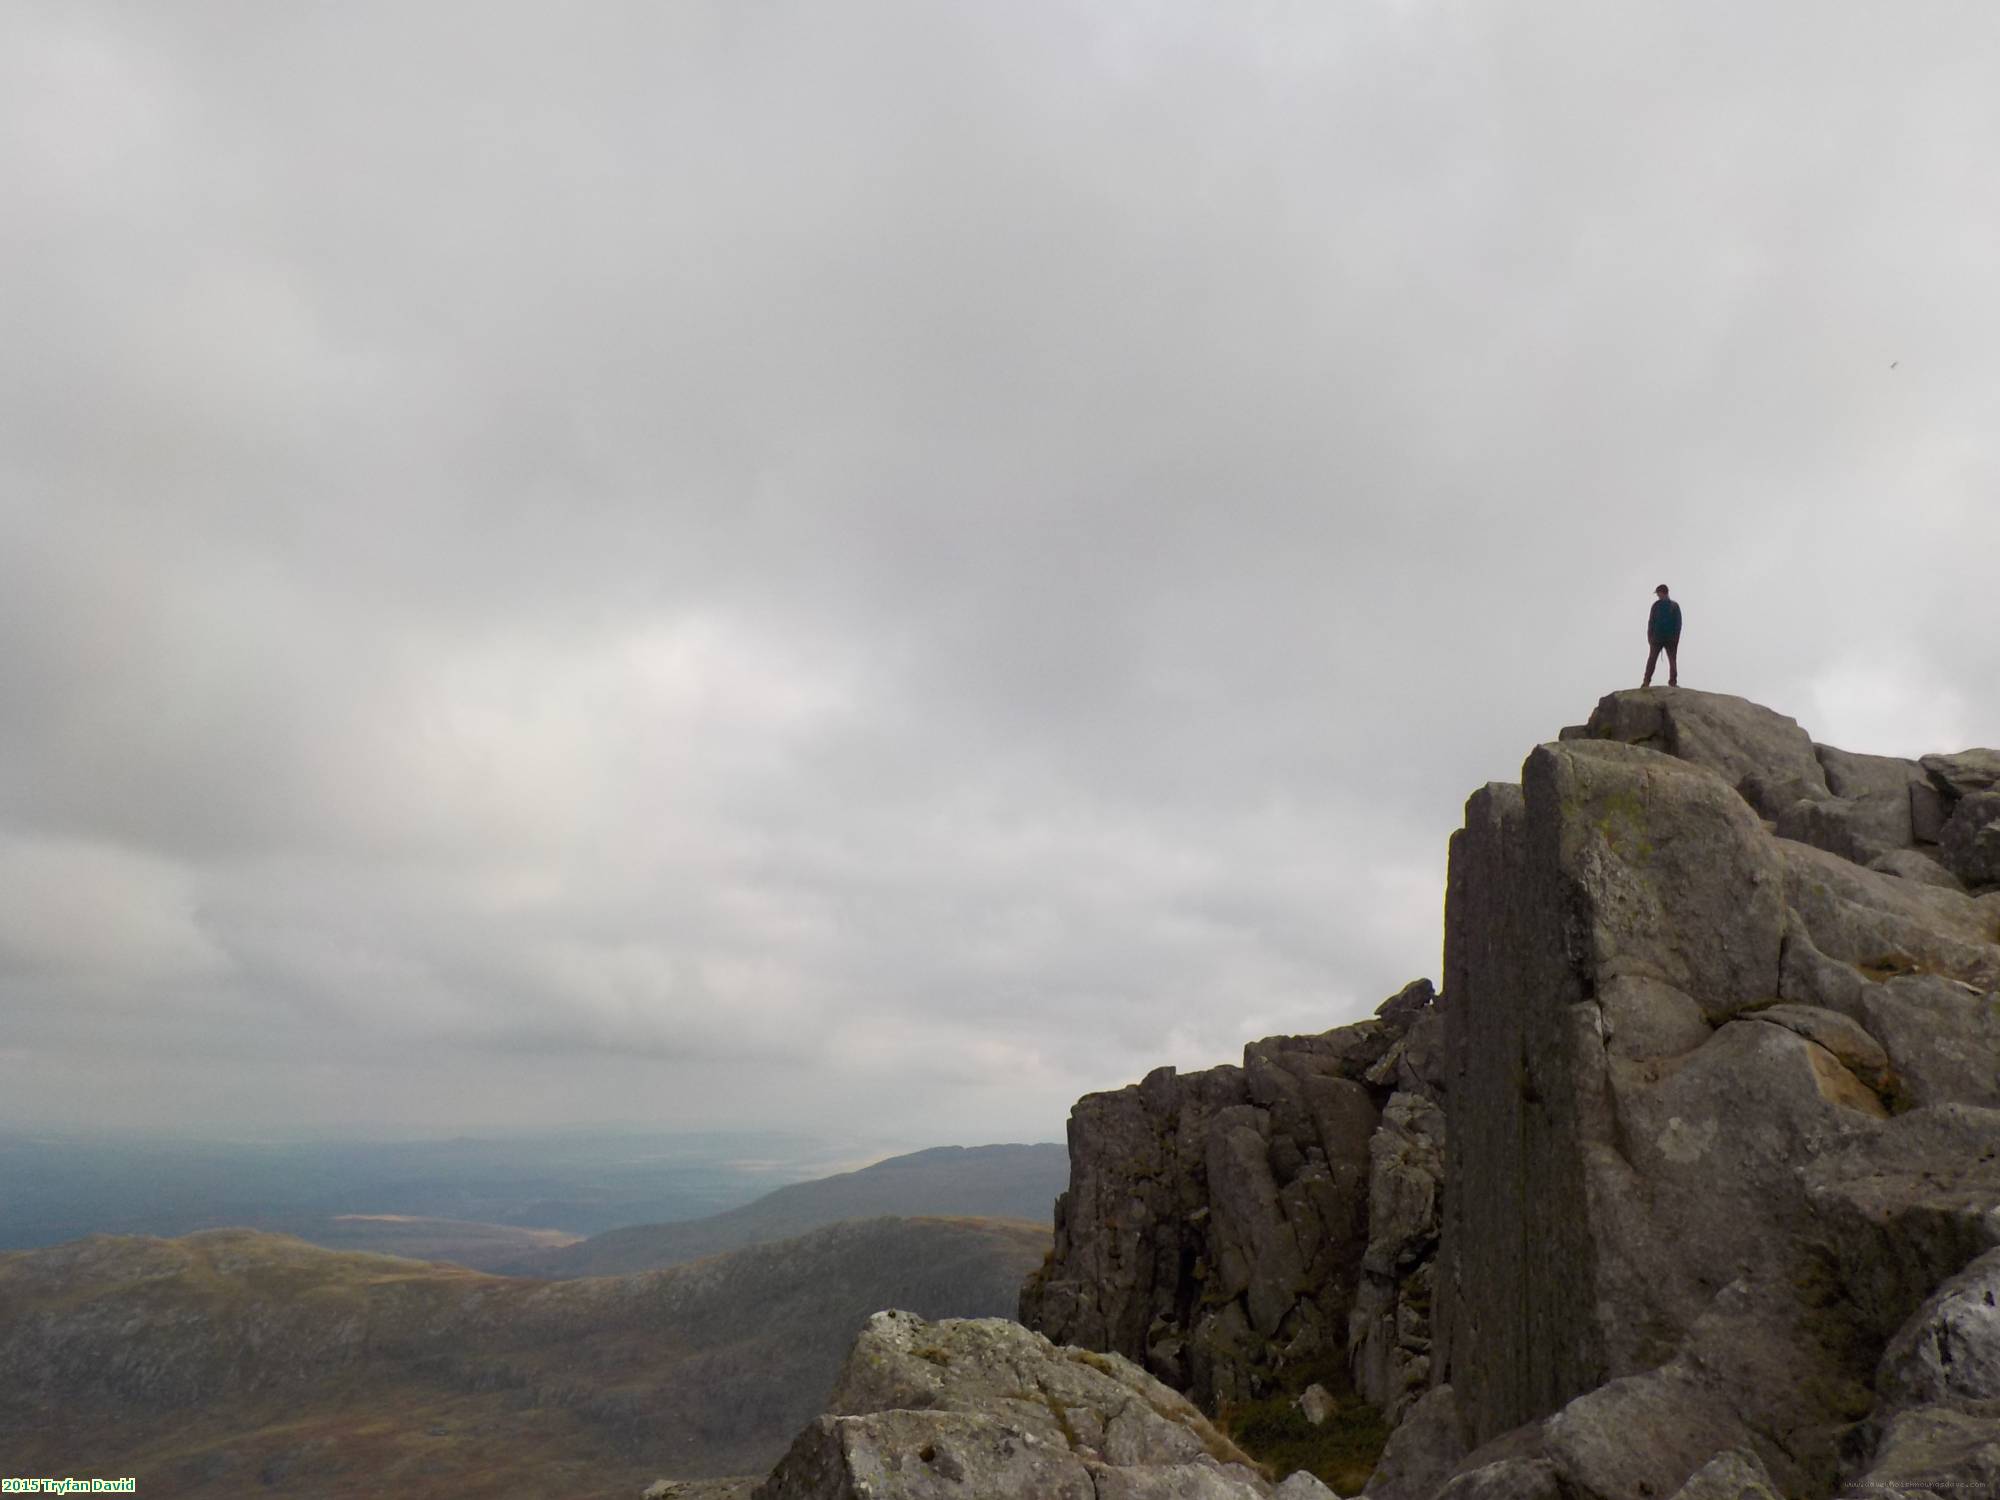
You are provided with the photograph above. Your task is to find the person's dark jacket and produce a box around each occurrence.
[1648,598,1683,646]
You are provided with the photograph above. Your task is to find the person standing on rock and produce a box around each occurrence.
[1643,584,1682,687]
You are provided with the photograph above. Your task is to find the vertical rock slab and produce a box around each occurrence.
[1437,741,1788,1446]
[1434,774,1598,1443]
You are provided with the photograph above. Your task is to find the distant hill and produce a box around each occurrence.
[0,1215,1049,1498]
[288,1212,582,1265]
[512,1142,1068,1278]
[0,1128,851,1249]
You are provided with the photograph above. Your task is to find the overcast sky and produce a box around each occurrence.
[4,1,1997,1145]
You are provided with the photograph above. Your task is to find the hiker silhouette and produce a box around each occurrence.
[1643,585,1681,688]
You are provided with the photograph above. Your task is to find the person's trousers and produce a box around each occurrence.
[1644,639,1679,686]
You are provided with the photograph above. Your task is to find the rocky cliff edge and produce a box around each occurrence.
[760,690,2000,1500]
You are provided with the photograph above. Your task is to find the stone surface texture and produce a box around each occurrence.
[1941,789,2000,887]
[1020,981,1445,1413]
[751,1311,1321,1500]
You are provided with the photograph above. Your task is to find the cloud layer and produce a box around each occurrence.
[5,1,1997,1140]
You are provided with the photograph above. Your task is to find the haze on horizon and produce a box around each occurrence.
[5,1,1997,1144]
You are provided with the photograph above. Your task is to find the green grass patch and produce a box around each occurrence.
[1217,1362,1391,1497]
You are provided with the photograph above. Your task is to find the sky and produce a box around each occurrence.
[4,1,1997,1145]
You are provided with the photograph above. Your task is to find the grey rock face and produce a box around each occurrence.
[1429,1458,1562,1500]
[819,692,1999,1500]
[1597,974,1711,1059]
[1866,847,1965,891]
[1921,748,2000,799]
[752,1312,1278,1500]
[1432,694,2000,1500]
[1581,688,1829,816]
[1350,1093,1446,1420]
[1775,793,1912,865]
[1664,1448,1782,1500]
[1796,744,1934,861]
[1878,1245,2000,1411]
[1941,789,2000,886]
[1778,838,2000,993]
[1802,1104,2000,1346]
[1860,974,2000,1109]
[1850,1406,2000,1500]
[1817,743,1928,805]
[1361,1386,1465,1500]
[1022,988,1434,1410]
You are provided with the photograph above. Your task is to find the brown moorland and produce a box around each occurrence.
[0,1214,1048,1498]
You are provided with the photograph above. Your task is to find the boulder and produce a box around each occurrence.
[1741,1003,1893,1094]
[1664,1449,1782,1500]
[754,1312,1275,1500]
[1877,1245,2000,1412]
[1429,1458,1563,1500]
[1376,979,1437,1027]
[1801,1105,2000,1345]
[1866,848,1964,891]
[1582,688,1829,816]
[1361,1386,1466,1500]
[1816,744,1927,805]
[1940,789,2000,886]
[1801,745,1932,860]
[1778,839,2000,993]
[1860,974,2000,1109]
[1541,1365,1746,1500]
[757,1410,1096,1500]
[1774,795,1909,865]
[1921,749,2000,799]
[1597,974,1711,1060]
[1849,1405,2000,1500]
[1296,1384,1336,1427]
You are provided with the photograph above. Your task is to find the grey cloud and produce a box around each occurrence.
[3,0,1997,1140]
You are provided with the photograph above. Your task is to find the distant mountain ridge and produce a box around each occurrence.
[1,1214,1049,1498]
[0,1128,851,1250]
[511,1142,1067,1277]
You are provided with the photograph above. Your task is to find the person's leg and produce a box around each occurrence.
[1644,642,1662,686]
[1666,640,1679,687]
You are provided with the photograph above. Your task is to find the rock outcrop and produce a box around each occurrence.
[1020,980,1446,1417]
[763,688,1999,1500]
[752,1311,1337,1499]
[1432,689,2000,1498]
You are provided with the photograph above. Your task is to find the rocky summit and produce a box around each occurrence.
[768,689,1999,1500]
